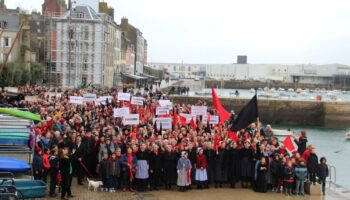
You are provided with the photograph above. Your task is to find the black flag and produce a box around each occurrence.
[231,95,258,131]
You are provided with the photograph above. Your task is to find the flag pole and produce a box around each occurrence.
[255,88,260,134]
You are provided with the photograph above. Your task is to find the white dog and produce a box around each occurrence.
[87,178,103,192]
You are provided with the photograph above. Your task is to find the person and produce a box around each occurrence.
[295,130,308,155]
[72,135,86,185]
[317,157,329,195]
[59,148,73,200]
[295,159,308,196]
[107,152,121,192]
[307,147,318,185]
[100,153,111,192]
[204,142,216,188]
[120,147,137,192]
[162,145,177,190]
[283,160,295,196]
[49,149,59,197]
[240,140,254,188]
[149,144,162,190]
[42,148,51,183]
[187,142,197,187]
[214,142,227,188]
[227,141,240,188]
[270,154,281,192]
[33,147,43,180]
[195,148,208,189]
[255,157,268,193]
[135,143,150,192]
[177,151,192,192]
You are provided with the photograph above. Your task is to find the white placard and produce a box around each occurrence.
[202,115,219,124]
[158,100,173,109]
[191,106,207,116]
[113,108,130,117]
[118,92,131,101]
[83,93,97,102]
[96,96,113,105]
[156,107,170,115]
[131,96,144,106]
[123,114,139,125]
[153,117,172,129]
[69,96,84,105]
[25,96,38,102]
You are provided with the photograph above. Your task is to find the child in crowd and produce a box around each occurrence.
[307,148,319,185]
[42,148,51,183]
[100,153,111,192]
[294,159,308,196]
[283,160,295,195]
[318,157,329,195]
[33,147,43,180]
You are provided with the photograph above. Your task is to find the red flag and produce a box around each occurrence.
[179,115,187,126]
[282,136,298,156]
[173,112,178,126]
[190,117,196,130]
[187,169,191,183]
[228,131,239,141]
[211,85,230,124]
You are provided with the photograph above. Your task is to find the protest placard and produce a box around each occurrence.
[123,114,139,125]
[83,93,97,102]
[118,93,131,101]
[69,96,84,105]
[156,107,170,115]
[153,117,172,129]
[131,96,144,106]
[113,108,130,117]
[191,106,207,116]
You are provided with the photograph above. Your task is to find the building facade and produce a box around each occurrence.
[45,5,120,88]
[42,0,67,16]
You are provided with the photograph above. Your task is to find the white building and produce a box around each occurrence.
[150,62,350,84]
[46,5,121,87]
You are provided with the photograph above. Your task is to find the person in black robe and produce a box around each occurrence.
[162,145,177,189]
[187,143,197,188]
[214,142,227,188]
[83,132,98,177]
[240,140,254,188]
[59,148,73,200]
[149,145,162,190]
[204,142,216,188]
[72,135,86,185]
[227,141,240,188]
[255,157,268,193]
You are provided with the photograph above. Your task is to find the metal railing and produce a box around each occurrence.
[328,164,337,188]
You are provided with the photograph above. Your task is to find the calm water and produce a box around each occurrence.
[190,88,350,102]
[275,125,350,189]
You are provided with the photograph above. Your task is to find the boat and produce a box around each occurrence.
[0,108,41,122]
[194,91,211,96]
[287,88,294,92]
[272,129,293,136]
[346,132,350,140]
[250,88,255,93]
[278,88,285,91]
[0,157,31,172]
[263,87,269,91]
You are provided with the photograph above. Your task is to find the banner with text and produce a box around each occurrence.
[113,107,130,117]
[118,93,131,101]
[153,117,172,130]
[156,107,170,115]
[202,115,219,124]
[131,96,144,106]
[95,96,113,105]
[83,93,97,102]
[191,106,207,116]
[69,96,84,105]
[123,114,139,125]
[158,100,173,109]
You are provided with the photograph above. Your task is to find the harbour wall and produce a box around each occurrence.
[171,96,350,128]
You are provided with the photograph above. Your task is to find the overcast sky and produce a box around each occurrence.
[7,0,350,64]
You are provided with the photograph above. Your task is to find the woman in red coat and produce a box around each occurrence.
[195,148,208,189]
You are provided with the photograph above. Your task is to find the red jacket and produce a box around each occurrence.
[195,154,207,169]
[42,153,50,170]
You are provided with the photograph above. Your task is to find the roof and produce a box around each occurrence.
[64,5,99,20]
[0,15,20,30]
[122,73,146,80]
[140,73,157,79]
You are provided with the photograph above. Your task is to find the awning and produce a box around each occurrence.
[266,76,284,81]
[122,73,147,80]
[140,73,157,79]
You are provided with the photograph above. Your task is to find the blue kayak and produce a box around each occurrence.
[0,157,30,172]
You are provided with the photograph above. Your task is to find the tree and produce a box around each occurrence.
[30,62,44,84]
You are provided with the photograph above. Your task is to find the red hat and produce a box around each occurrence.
[36,147,42,153]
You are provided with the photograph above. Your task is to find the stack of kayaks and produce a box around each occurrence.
[0,115,32,145]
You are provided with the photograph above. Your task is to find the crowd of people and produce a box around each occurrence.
[1,84,329,200]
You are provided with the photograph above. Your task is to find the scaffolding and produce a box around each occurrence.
[43,9,120,88]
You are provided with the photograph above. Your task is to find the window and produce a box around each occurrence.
[76,12,84,18]
[37,29,41,33]
[173,66,176,71]
[3,37,10,47]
